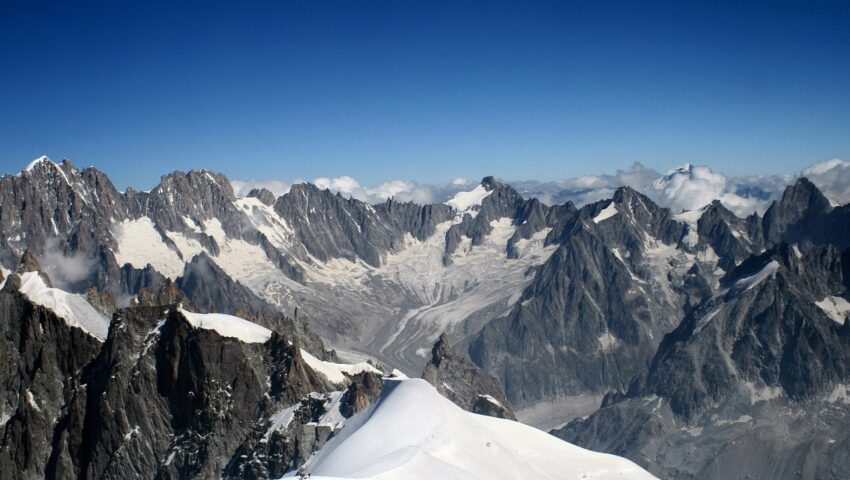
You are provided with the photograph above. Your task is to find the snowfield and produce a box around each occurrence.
[112,217,185,279]
[177,308,273,343]
[17,271,110,340]
[301,349,383,385]
[446,184,492,219]
[815,295,850,325]
[287,379,657,480]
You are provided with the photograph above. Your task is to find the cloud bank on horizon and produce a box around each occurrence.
[231,158,850,217]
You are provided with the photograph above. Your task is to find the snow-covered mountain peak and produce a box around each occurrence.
[19,155,73,183]
[445,182,492,219]
[296,378,657,480]
[23,155,53,172]
[14,271,110,340]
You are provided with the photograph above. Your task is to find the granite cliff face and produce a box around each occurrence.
[0,256,103,479]
[274,182,455,268]
[422,333,515,420]
[554,182,850,480]
[468,187,694,411]
[0,249,382,479]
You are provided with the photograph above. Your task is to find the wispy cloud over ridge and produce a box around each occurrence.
[231,158,850,217]
[229,179,292,198]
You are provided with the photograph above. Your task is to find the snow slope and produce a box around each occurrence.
[446,184,492,219]
[592,202,618,223]
[290,379,657,480]
[673,206,707,246]
[113,217,185,279]
[17,271,110,340]
[815,295,850,325]
[177,308,272,343]
[301,349,383,385]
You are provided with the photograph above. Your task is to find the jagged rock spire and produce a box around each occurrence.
[247,187,276,206]
[430,332,452,367]
[422,332,515,420]
[14,247,52,288]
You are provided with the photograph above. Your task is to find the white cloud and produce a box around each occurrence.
[510,162,659,208]
[652,164,729,212]
[309,176,467,205]
[38,238,96,290]
[798,158,850,205]
[514,162,785,216]
[802,158,848,176]
[313,175,361,194]
[648,163,775,216]
[230,179,291,197]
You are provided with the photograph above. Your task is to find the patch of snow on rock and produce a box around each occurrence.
[734,260,780,292]
[673,207,706,246]
[592,202,619,224]
[263,403,301,443]
[815,295,850,325]
[300,349,382,385]
[177,308,272,343]
[18,271,110,340]
[445,184,492,219]
[113,217,184,279]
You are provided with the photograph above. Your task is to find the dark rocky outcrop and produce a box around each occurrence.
[85,288,118,317]
[273,183,453,268]
[74,306,340,479]
[762,177,850,248]
[247,188,277,207]
[134,278,195,310]
[340,372,384,418]
[176,252,277,316]
[0,273,362,479]
[422,333,515,420]
[0,253,103,479]
[695,200,760,272]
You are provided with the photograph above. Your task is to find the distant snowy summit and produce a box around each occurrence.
[445,176,496,220]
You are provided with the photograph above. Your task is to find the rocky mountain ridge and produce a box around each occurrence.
[552,185,850,479]
[0,249,606,479]
[0,250,379,479]
[2,157,850,478]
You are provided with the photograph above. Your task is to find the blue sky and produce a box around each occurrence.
[1,1,848,190]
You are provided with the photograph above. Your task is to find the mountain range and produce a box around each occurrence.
[1,156,849,479]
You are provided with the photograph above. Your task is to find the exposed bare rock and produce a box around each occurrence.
[340,372,384,417]
[247,188,277,207]
[423,333,515,420]
[85,288,117,317]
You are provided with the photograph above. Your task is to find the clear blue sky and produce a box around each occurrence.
[1,1,848,190]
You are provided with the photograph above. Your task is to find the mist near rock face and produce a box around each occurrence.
[37,238,97,291]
